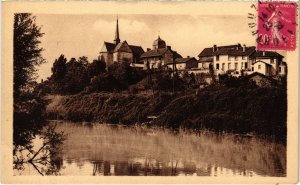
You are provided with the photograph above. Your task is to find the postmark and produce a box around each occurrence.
[256,2,297,51]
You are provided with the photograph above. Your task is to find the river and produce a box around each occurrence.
[14,121,286,176]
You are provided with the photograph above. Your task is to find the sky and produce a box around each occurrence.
[35,14,257,81]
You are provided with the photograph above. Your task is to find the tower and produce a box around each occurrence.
[114,17,121,45]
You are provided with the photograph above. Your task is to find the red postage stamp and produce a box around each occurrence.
[257,2,297,51]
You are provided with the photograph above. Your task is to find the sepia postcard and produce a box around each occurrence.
[1,1,299,184]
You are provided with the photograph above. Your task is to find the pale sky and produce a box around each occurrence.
[35,14,256,81]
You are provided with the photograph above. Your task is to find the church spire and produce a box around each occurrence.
[114,17,120,45]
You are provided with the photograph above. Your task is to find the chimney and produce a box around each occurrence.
[213,44,217,52]
[41,79,44,83]
[263,51,265,56]
[243,44,246,52]
[236,43,241,50]
[147,48,151,51]
[167,46,171,50]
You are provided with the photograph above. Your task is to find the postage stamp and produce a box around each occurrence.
[257,2,297,51]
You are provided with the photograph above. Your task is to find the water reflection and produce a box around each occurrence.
[14,121,286,177]
[13,124,65,176]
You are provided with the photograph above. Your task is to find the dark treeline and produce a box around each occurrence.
[35,55,195,95]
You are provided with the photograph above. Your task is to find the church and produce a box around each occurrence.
[99,18,144,67]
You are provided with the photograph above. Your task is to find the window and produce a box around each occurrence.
[235,63,238,69]
[271,58,274,64]
[228,63,231,69]
[222,63,225,71]
[241,62,243,69]
[279,67,282,73]
[216,55,220,61]
[242,56,246,60]
[245,62,248,69]
[258,65,261,69]
[252,67,254,71]
[216,63,219,70]
[235,56,238,61]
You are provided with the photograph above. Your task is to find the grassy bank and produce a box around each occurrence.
[46,92,177,124]
[46,85,286,140]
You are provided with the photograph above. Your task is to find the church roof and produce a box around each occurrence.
[103,41,144,58]
[103,42,116,53]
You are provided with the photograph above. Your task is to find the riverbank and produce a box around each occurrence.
[45,85,287,140]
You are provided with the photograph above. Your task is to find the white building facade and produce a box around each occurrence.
[197,44,286,78]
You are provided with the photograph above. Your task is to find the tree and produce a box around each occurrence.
[90,73,120,92]
[108,62,145,89]
[78,56,89,66]
[87,59,106,79]
[51,54,67,81]
[61,58,89,94]
[108,62,134,89]
[14,13,45,96]
[13,13,47,147]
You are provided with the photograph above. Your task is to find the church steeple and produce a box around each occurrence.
[114,17,120,45]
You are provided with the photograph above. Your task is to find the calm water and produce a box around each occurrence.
[14,121,286,176]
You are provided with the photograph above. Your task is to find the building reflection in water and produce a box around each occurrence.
[89,159,212,176]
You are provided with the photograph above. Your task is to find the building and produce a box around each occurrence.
[197,44,286,77]
[252,60,272,76]
[165,57,198,71]
[140,36,182,69]
[99,18,144,67]
[249,50,284,76]
[211,44,256,76]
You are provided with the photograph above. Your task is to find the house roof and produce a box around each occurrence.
[250,50,284,58]
[198,44,241,57]
[165,57,197,65]
[198,57,213,63]
[141,48,182,59]
[141,48,168,58]
[253,60,272,66]
[129,45,144,57]
[212,46,256,56]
